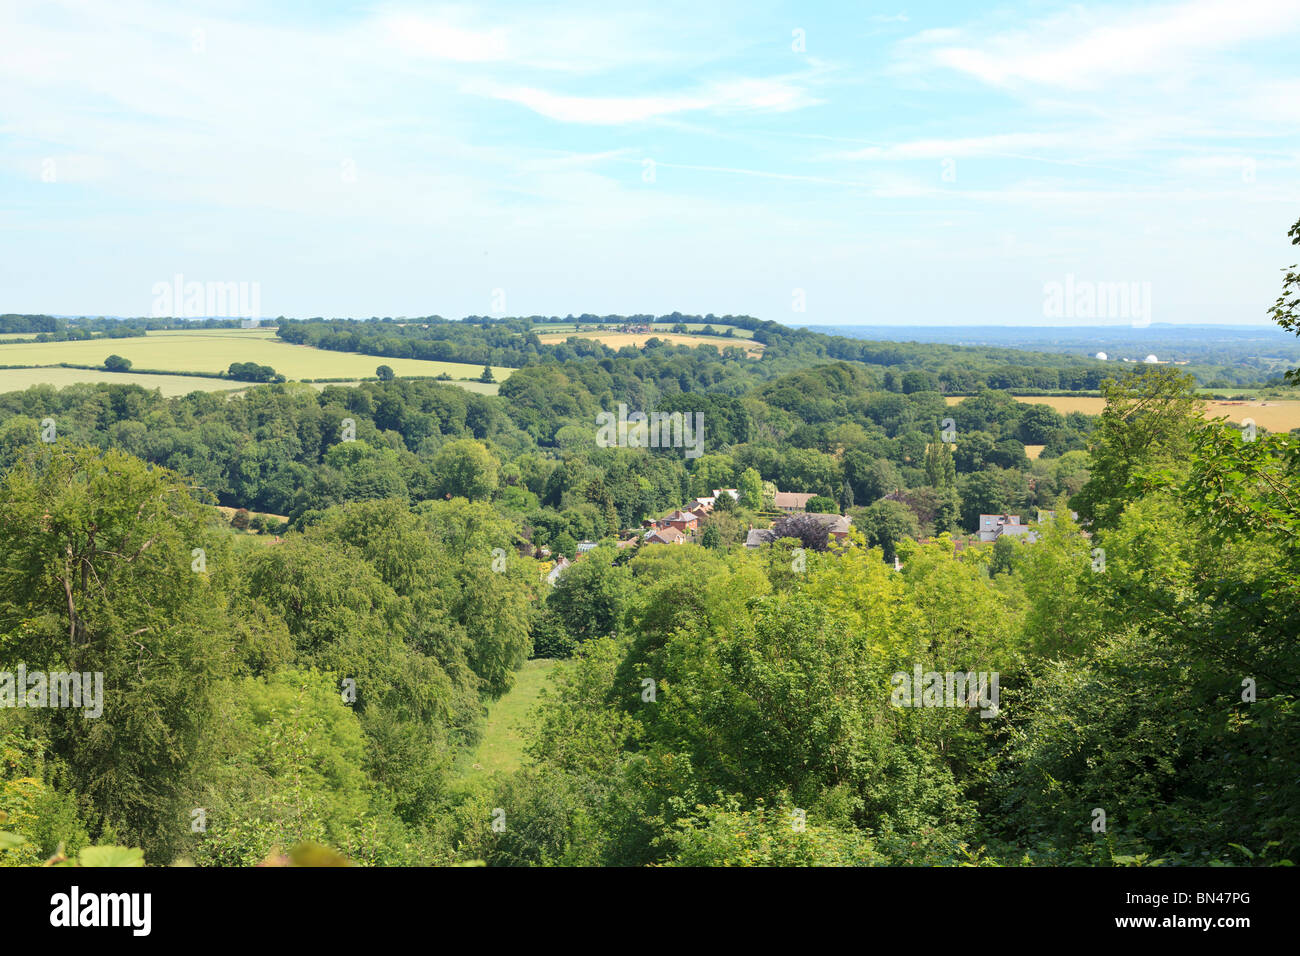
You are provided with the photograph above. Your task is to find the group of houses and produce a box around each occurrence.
[640,488,740,544]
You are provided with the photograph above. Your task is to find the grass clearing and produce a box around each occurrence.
[457,658,560,780]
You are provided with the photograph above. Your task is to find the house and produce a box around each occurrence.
[545,556,570,586]
[773,491,816,513]
[806,513,853,541]
[977,514,1037,543]
[712,488,740,502]
[688,496,716,512]
[646,527,687,545]
[661,510,700,533]
[744,514,854,548]
[575,540,599,555]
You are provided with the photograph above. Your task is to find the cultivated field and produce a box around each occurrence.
[536,329,763,357]
[0,328,512,386]
[947,394,1300,431]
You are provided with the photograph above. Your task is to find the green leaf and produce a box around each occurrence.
[77,845,146,867]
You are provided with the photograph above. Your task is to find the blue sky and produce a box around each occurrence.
[1,0,1297,325]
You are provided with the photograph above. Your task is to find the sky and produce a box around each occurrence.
[1,0,1298,326]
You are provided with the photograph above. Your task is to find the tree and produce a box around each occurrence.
[432,439,499,501]
[480,364,496,383]
[230,507,251,530]
[805,495,837,513]
[738,468,763,510]
[104,354,132,372]
[770,513,832,552]
[700,524,722,549]
[860,499,920,563]
[1270,215,1300,382]
[989,534,1017,575]
[546,547,628,643]
[0,444,234,862]
[1071,367,1203,530]
[376,365,395,381]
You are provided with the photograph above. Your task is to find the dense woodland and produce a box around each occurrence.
[0,221,1297,866]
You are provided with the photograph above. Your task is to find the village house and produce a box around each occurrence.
[744,513,854,548]
[545,555,570,586]
[977,514,1038,543]
[661,510,700,533]
[646,527,687,545]
[773,491,816,513]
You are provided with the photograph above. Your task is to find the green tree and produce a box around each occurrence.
[738,468,763,510]
[432,439,499,501]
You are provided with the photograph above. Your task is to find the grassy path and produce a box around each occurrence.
[458,658,560,780]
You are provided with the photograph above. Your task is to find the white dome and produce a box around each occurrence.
[1144,354,1158,363]
[1095,351,1107,361]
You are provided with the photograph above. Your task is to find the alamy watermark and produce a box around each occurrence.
[596,404,704,459]
[1043,275,1150,327]
[151,273,261,320]
[1,665,104,718]
[890,666,999,718]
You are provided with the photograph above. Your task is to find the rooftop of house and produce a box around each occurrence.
[979,514,1021,529]
[805,513,853,534]
[773,491,817,509]
[646,527,686,544]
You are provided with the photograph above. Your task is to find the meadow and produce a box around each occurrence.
[0,366,245,396]
[0,328,512,389]
[455,658,560,780]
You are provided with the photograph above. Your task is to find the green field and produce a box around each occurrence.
[457,658,560,779]
[0,366,245,396]
[0,328,512,382]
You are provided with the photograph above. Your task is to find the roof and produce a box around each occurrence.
[805,513,853,534]
[662,510,699,523]
[712,488,740,500]
[575,540,599,553]
[647,527,686,544]
[773,492,816,509]
[745,528,776,548]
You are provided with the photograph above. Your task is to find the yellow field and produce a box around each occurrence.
[946,395,1300,431]
[0,366,244,396]
[0,328,512,384]
[536,330,763,357]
